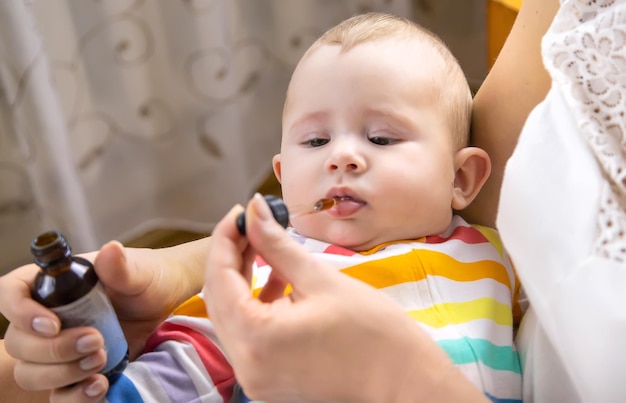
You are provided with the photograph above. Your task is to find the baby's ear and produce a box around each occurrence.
[451,147,491,211]
[272,154,283,184]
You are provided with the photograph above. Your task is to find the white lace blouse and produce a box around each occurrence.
[497,0,626,401]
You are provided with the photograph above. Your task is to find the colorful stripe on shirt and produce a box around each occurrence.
[106,215,521,403]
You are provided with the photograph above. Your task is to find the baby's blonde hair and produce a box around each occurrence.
[299,12,472,148]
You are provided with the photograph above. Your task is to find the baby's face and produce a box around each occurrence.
[274,39,458,251]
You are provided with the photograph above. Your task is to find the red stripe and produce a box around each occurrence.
[323,244,357,256]
[425,225,487,244]
[145,322,235,402]
[255,255,267,267]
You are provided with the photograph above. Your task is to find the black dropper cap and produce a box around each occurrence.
[236,195,289,235]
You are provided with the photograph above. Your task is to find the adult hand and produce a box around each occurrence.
[204,194,487,402]
[0,237,208,402]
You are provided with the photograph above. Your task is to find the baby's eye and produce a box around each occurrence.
[306,138,330,147]
[369,136,395,146]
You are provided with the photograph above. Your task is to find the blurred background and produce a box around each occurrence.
[0,0,520,275]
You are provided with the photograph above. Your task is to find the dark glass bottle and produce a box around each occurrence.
[30,231,128,383]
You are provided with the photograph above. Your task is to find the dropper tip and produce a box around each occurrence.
[313,198,337,212]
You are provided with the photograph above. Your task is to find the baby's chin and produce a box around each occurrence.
[292,223,409,253]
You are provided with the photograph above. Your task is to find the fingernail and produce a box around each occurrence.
[76,334,101,354]
[84,378,107,397]
[79,352,104,371]
[111,240,126,262]
[105,240,126,262]
[32,317,59,336]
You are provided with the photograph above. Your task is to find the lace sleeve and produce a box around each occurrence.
[542,0,626,262]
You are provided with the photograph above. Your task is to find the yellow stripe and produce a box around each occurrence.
[171,294,208,318]
[172,293,511,328]
[358,237,426,255]
[407,298,512,328]
[340,250,511,290]
[252,284,293,297]
[472,225,505,258]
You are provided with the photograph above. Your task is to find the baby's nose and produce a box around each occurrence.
[326,146,366,173]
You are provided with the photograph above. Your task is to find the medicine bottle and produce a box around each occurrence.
[30,231,128,382]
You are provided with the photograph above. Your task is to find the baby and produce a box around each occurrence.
[106,12,522,403]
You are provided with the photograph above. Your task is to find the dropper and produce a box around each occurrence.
[236,195,339,235]
[289,197,338,220]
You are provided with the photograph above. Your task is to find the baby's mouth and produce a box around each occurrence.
[333,196,353,203]
[312,196,355,212]
[327,196,366,217]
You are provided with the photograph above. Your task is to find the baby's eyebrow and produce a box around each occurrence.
[362,107,413,127]
[285,111,329,133]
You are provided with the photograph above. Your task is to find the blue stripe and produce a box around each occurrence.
[486,392,522,403]
[106,374,144,402]
[237,387,254,402]
[437,337,521,374]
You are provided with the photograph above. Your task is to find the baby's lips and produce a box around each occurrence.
[328,199,365,217]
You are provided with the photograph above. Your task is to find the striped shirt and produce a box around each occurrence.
[106,215,522,402]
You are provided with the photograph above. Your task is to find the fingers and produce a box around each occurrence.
[204,204,254,322]
[6,325,106,391]
[4,325,103,365]
[0,264,60,336]
[50,375,109,403]
[0,255,108,395]
[245,194,324,297]
[258,271,288,303]
[14,348,106,391]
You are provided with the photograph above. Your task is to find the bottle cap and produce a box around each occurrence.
[237,195,289,235]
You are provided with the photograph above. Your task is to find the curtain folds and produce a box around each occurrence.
[0,0,412,272]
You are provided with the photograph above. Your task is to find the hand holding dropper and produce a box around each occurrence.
[236,195,340,235]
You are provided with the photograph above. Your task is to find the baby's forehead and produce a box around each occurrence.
[292,41,447,95]
[296,39,446,84]
[282,36,453,113]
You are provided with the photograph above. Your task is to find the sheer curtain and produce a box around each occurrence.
[0,0,413,273]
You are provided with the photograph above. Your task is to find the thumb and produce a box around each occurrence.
[93,241,148,296]
[245,194,324,299]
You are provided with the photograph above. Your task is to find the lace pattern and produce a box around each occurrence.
[543,0,626,262]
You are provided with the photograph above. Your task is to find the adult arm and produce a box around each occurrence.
[462,0,559,227]
[0,237,210,401]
